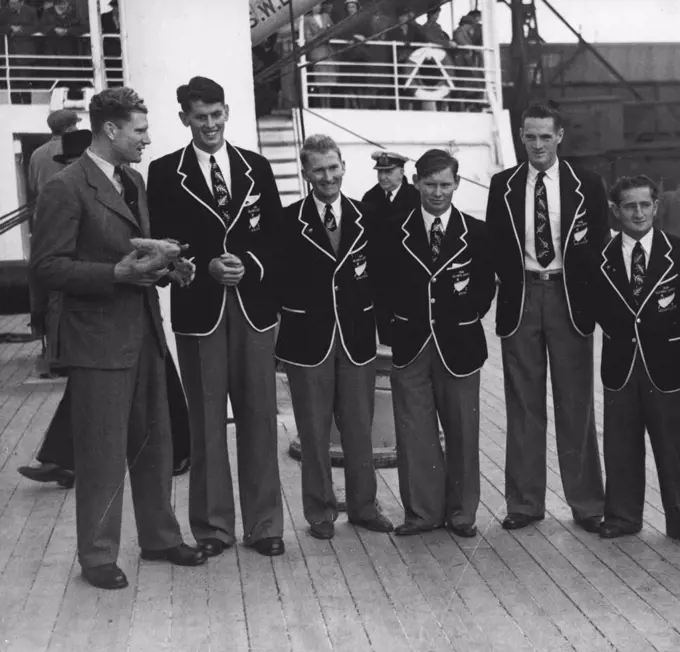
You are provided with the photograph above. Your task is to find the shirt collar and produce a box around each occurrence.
[86,148,116,183]
[622,228,654,258]
[312,193,342,220]
[422,204,452,231]
[528,158,559,182]
[193,141,228,166]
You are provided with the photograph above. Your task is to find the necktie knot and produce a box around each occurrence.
[536,171,546,182]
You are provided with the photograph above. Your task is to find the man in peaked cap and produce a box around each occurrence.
[362,150,420,219]
[362,150,420,344]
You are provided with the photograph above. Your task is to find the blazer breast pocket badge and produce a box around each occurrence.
[352,250,368,280]
[451,268,470,295]
[245,193,262,232]
[571,214,588,246]
[656,285,676,313]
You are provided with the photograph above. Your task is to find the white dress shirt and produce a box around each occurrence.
[86,148,122,194]
[621,229,654,281]
[312,193,343,228]
[525,159,563,271]
[193,141,232,197]
[422,204,452,243]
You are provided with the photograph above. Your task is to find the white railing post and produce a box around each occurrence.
[87,0,106,91]
[392,41,400,111]
[4,36,10,100]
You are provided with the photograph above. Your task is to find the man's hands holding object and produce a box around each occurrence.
[115,238,193,287]
[208,253,244,286]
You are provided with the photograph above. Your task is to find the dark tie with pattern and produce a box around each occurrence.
[114,165,139,222]
[630,241,646,306]
[430,216,444,263]
[534,171,556,267]
[210,155,231,226]
[324,203,337,232]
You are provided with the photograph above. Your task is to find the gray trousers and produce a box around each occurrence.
[285,338,379,525]
[392,341,480,528]
[176,291,283,546]
[604,358,680,537]
[501,276,604,520]
[70,313,182,569]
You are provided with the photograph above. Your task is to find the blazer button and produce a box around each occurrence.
[334,285,339,291]
[636,318,641,323]
[632,338,636,343]
[431,318,436,325]
[430,298,436,304]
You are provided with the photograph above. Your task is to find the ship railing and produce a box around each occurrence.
[0,34,122,104]
[298,39,499,112]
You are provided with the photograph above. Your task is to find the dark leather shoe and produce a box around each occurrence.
[198,537,233,558]
[172,457,191,477]
[599,522,641,539]
[82,563,128,590]
[251,537,285,557]
[502,513,544,530]
[394,522,441,536]
[575,516,602,533]
[349,513,394,533]
[18,463,74,488]
[309,521,335,540]
[448,522,478,538]
[141,543,206,566]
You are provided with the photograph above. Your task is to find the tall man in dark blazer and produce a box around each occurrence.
[376,149,496,538]
[30,87,205,590]
[485,103,608,532]
[276,134,393,540]
[147,76,285,558]
[594,175,680,540]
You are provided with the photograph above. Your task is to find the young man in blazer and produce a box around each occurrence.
[375,149,496,537]
[30,88,205,590]
[147,76,285,558]
[486,103,608,533]
[276,134,393,540]
[595,175,680,540]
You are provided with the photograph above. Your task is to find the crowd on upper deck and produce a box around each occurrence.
[252,0,487,116]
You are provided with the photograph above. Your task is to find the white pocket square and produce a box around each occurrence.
[573,227,587,242]
[659,293,675,308]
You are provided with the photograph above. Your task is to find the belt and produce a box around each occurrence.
[525,269,563,281]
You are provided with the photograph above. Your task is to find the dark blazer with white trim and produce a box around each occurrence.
[147,142,282,336]
[275,194,377,367]
[375,206,496,376]
[486,160,609,338]
[594,230,680,393]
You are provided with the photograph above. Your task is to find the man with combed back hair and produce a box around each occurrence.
[276,134,393,540]
[30,87,205,590]
[374,149,496,538]
[594,175,680,541]
[485,103,608,534]
[147,76,285,559]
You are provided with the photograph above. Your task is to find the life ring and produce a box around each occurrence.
[403,46,455,101]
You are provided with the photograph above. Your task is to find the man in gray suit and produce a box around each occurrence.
[30,87,205,590]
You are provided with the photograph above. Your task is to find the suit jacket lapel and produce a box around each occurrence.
[176,144,225,229]
[434,206,467,271]
[227,143,255,234]
[401,208,432,277]
[504,164,528,256]
[80,155,140,233]
[338,196,361,262]
[298,195,336,262]
[559,160,583,250]
[639,230,673,308]
[602,234,633,309]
